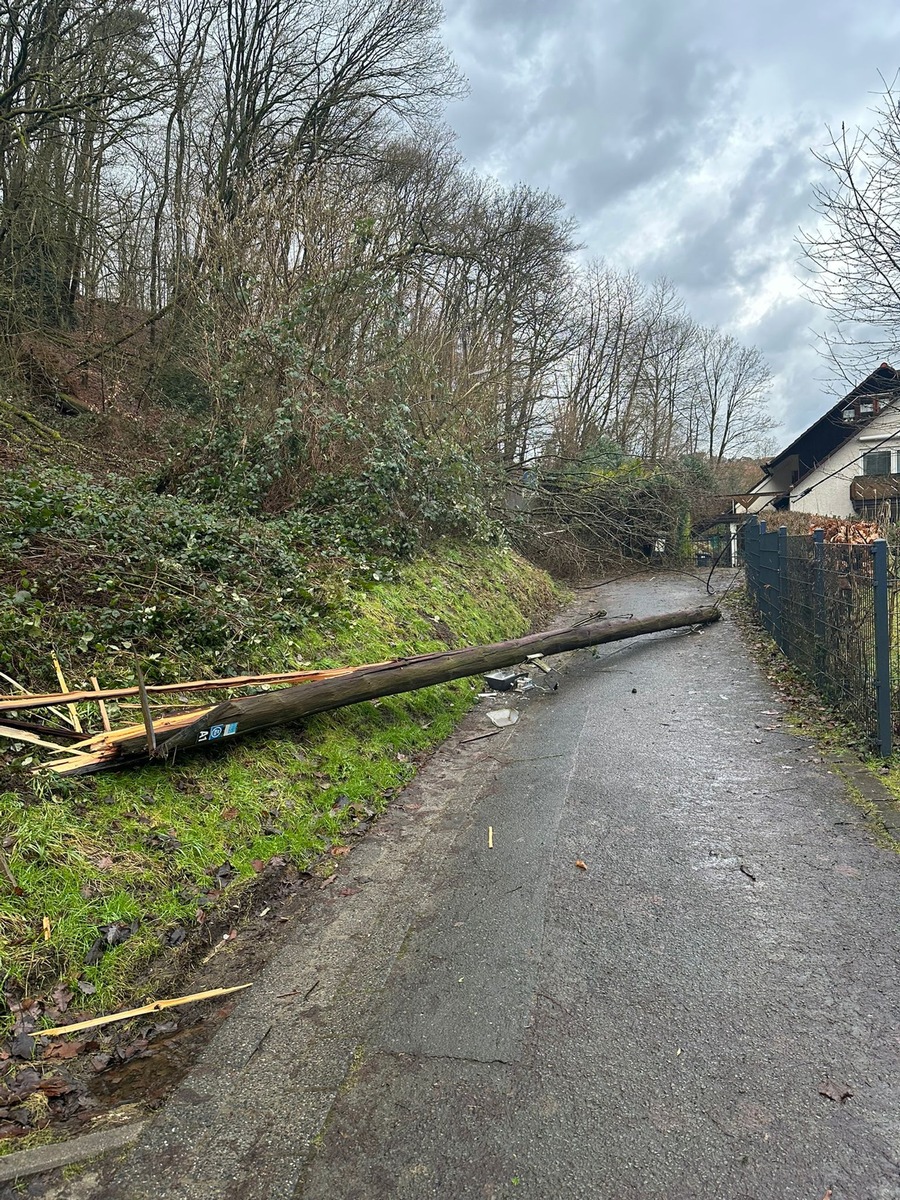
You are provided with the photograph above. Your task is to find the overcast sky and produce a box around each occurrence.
[440,0,900,446]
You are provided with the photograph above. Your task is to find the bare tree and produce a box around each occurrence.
[0,0,162,328]
[800,80,900,379]
[689,326,773,463]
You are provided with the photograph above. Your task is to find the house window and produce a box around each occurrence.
[863,450,892,475]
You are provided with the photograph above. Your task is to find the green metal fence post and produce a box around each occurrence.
[871,538,892,757]
[757,519,768,633]
[745,519,756,601]
[777,526,788,652]
[813,528,826,687]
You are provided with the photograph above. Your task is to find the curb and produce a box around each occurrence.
[829,755,900,841]
[0,1120,146,1184]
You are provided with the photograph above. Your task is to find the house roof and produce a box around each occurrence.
[764,363,900,486]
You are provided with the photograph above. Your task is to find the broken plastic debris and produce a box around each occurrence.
[487,708,519,727]
[483,668,528,691]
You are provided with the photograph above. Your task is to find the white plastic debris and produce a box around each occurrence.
[487,708,519,727]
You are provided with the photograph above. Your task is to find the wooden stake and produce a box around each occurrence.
[90,676,111,732]
[0,664,378,715]
[0,671,74,726]
[134,664,157,757]
[39,984,252,1037]
[51,653,82,733]
[0,723,73,751]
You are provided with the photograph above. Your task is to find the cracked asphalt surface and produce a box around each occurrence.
[44,574,900,1199]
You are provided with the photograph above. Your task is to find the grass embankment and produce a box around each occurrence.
[0,467,561,1021]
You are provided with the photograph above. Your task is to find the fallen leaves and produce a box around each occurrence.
[811,518,881,545]
[9,1033,35,1060]
[818,1079,853,1104]
[0,1064,79,1136]
[84,919,140,965]
[211,861,237,888]
[575,860,587,871]
[42,1039,86,1061]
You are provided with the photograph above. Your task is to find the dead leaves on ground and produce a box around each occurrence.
[818,1079,853,1104]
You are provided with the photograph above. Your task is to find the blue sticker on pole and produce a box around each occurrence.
[209,724,224,740]
[224,722,239,737]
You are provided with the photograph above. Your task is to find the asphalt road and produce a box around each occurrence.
[60,573,900,1199]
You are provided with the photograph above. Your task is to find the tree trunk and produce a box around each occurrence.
[50,605,720,774]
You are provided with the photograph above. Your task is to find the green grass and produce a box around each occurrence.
[0,542,561,1020]
[0,1127,58,1158]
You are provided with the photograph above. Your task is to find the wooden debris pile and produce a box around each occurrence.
[0,605,721,777]
[810,519,882,545]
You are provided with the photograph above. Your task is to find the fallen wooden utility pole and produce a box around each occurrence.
[40,605,720,776]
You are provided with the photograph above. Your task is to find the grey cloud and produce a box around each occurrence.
[448,0,737,209]
[441,0,900,439]
[747,298,815,359]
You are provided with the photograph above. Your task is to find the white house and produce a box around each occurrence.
[740,363,900,519]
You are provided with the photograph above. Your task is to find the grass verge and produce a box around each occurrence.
[1,538,561,1023]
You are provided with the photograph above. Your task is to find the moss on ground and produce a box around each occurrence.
[0,1126,58,1158]
[0,541,561,1021]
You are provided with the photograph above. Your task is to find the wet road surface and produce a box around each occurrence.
[73,574,900,1199]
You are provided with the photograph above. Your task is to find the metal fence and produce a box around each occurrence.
[744,518,894,755]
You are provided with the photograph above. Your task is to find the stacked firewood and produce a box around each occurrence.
[809,519,882,545]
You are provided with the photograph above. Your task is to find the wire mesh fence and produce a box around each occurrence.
[744,519,893,754]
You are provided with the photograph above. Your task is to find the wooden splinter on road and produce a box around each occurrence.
[30,604,720,777]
